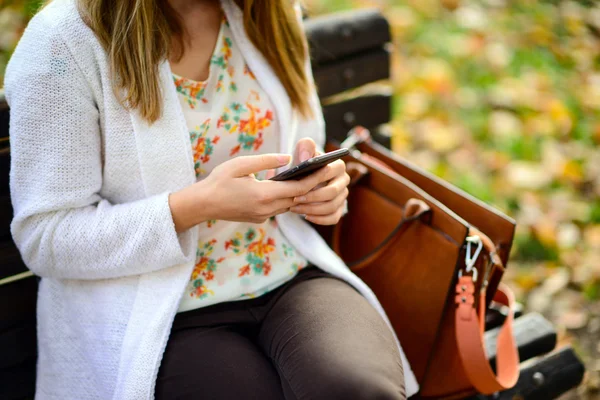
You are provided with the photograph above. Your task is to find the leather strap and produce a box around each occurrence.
[346,162,369,187]
[332,197,432,270]
[455,276,519,394]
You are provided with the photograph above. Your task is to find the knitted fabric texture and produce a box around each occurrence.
[4,0,419,398]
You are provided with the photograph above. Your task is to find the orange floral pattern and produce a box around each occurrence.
[217,101,273,156]
[173,76,208,109]
[189,118,219,177]
[224,228,276,277]
[174,15,308,311]
[189,240,225,299]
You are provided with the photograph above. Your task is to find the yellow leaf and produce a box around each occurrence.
[390,123,412,155]
[421,120,462,153]
[547,99,573,135]
[515,272,540,292]
[532,219,558,248]
[561,160,584,184]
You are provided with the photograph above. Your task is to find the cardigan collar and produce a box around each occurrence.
[129,0,294,197]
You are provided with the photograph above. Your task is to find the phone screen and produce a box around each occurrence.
[269,148,350,181]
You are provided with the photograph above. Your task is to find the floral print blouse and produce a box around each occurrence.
[174,16,308,313]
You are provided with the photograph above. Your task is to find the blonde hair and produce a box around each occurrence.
[75,0,312,124]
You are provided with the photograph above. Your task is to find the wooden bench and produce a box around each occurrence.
[0,9,585,399]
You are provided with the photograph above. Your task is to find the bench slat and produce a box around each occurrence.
[0,359,37,400]
[305,9,391,65]
[0,318,37,369]
[0,275,37,331]
[0,195,13,242]
[323,93,391,145]
[0,93,8,141]
[0,241,27,281]
[485,313,557,367]
[0,148,8,195]
[467,346,585,400]
[485,301,524,330]
[312,47,390,99]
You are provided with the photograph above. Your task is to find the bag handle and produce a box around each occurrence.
[454,234,519,394]
[332,197,432,270]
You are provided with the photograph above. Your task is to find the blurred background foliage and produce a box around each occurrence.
[1,0,600,396]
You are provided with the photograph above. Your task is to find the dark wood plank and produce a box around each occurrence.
[495,346,584,400]
[0,239,37,400]
[0,358,37,400]
[0,241,27,281]
[0,274,37,331]
[485,313,557,367]
[485,301,524,331]
[0,318,36,369]
[323,93,391,146]
[0,91,6,110]
[467,346,585,400]
[0,195,13,243]
[313,47,390,99]
[0,148,9,196]
[305,9,391,65]
[0,92,7,147]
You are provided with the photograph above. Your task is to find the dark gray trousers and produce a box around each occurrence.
[155,266,406,400]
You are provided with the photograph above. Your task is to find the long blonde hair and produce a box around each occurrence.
[75,0,312,123]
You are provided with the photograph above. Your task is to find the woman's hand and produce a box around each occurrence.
[169,153,329,232]
[289,138,350,225]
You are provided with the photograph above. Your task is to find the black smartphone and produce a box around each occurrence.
[270,148,350,181]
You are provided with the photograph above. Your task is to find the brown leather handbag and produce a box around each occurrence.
[322,127,520,399]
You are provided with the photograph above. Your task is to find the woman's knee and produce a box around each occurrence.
[281,361,405,400]
[310,370,406,400]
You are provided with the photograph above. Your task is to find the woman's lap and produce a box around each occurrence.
[155,325,284,399]
[259,275,405,400]
[156,267,405,400]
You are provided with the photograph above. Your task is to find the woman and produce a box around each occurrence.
[4,0,418,398]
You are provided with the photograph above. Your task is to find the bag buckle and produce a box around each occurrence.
[340,126,372,150]
[458,235,483,283]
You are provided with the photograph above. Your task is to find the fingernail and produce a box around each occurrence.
[277,155,291,166]
[300,150,310,162]
[295,196,307,203]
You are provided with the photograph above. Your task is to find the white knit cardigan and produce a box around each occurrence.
[4,0,418,398]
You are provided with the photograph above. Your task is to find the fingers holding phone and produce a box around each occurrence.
[269,148,349,181]
[280,149,350,225]
[290,166,350,225]
[265,136,351,225]
[176,153,326,227]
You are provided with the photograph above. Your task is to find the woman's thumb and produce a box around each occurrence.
[294,138,317,164]
[265,169,276,180]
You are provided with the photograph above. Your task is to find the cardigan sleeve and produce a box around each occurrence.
[4,13,195,280]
